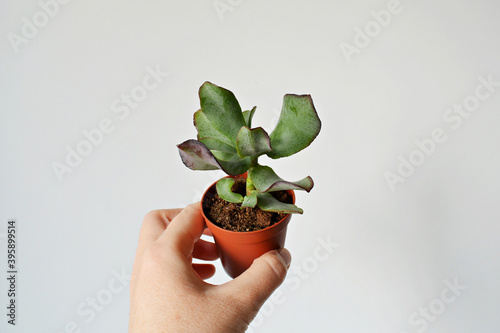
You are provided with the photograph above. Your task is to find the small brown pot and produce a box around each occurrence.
[201,175,294,278]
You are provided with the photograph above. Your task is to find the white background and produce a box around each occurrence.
[1,0,500,332]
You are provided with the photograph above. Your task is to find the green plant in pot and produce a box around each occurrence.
[177,81,321,278]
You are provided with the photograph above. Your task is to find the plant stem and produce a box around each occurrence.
[246,158,258,196]
[246,174,255,196]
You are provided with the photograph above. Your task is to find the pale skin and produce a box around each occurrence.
[129,203,292,333]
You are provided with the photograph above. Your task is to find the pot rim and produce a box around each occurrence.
[200,175,296,236]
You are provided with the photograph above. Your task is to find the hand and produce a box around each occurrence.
[129,203,292,333]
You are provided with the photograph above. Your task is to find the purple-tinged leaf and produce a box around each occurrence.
[177,140,221,171]
[249,165,314,193]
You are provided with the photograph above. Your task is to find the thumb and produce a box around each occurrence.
[223,249,291,308]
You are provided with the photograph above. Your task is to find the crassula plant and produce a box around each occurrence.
[177,82,321,214]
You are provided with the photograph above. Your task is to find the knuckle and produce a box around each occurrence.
[260,253,287,281]
[183,203,198,216]
[142,210,162,224]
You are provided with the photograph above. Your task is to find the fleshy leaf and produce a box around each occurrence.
[236,126,272,158]
[194,110,234,146]
[217,154,252,176]
[242,191,257,208]
[200,135,252,176]
[216,178,244,203]
[249,165,314,193]
[256,192,303,214]
[211,150,237,161]
[177,139,250,175]
[242,106,256,127]
[199,137,236,153]
[267,94,321,159]
[199,82,246,142]
[177,140,221,171]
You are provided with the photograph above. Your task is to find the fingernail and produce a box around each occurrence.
[278,248,292,268]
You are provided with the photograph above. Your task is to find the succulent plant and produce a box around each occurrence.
[177,82,321,214]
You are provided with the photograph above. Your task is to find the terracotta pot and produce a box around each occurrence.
[201,175,294,278]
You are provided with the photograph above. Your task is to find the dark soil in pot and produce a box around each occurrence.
[202,177,293,232]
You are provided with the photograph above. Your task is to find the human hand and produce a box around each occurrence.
[129,203,291,333]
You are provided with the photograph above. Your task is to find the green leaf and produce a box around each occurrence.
[242,106,256,127]
[268,94,321,159]
[178,139,250,176]
[199,82,246,142]
[216,178,244,204]
[211,150,237,161]
[242,192,257,208]
[177,140,221,171]
[199,137,236,153]
[217,154,252,176]
[249,165,314,193]
[256,192,303,214]
[194,110,234,146]
[200,135,252,176]
[235,126,272,158]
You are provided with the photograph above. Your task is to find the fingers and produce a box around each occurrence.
[138,209,183,248]
[193,263,216,280]
[219,249,291,308]
[203,228,213,237]
[158,203,206,259]
[193,239,219,261]
[140,204,217,262]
